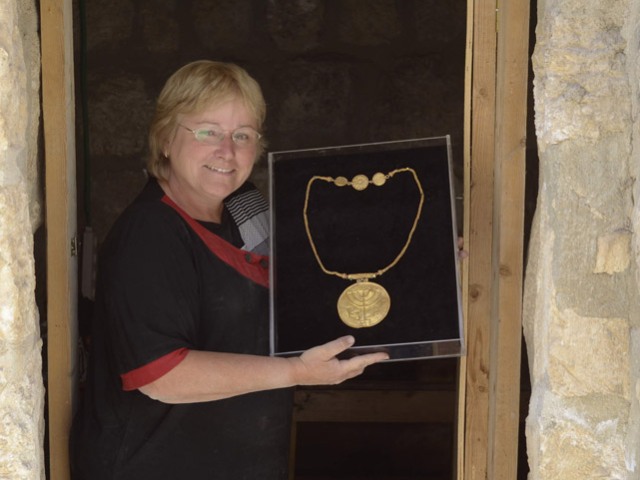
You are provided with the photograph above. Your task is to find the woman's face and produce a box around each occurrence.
[164,96,259,221]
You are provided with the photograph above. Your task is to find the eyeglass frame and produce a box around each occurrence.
[178,123,263,148]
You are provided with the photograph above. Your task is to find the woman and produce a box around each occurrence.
[70,60,388,479]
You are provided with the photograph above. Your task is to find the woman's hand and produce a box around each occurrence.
[291,335,388,386]
[458,237,468,259]
[139,336,387,404]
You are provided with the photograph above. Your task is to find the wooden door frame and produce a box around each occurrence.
[458,0,530,478]
[41,1,78,479]
[40,1,531,478]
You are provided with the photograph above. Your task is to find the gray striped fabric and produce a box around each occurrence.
[225,187,270,255]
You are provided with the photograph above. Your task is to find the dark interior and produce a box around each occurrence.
[35,1,537,478]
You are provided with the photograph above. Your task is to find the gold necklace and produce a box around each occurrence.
[303,167,424,328]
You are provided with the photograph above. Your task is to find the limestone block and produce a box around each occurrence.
[88,74,153,157]
[267,0,324,52]
[548,307,629,399]
[0,30,27,189]
[14,0,41,232]
[540,142,634,317]
[0,1,44,477]
[0,346,44,479]
[533,4,630,149]
[594,230,631,274]
[191,0,253,52]
[0,185,44,478]
[140,1,179,55]
[0,187,39,343]
[335,0,401,46]
[538,414,627,479]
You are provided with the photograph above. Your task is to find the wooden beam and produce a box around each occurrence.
[460,0,529,479]
[462,0,498,477]
[488,0,529,477]
[456,0,475,476]
[294,389,456,424]
[41,1,77,479]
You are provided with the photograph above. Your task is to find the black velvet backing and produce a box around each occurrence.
[268,137,463,361]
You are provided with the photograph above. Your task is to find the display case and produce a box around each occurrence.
[268,136,463,361]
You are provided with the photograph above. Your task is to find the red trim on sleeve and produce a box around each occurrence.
[121,347,189,391]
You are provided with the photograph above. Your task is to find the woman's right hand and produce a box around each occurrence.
[291,335,389,386]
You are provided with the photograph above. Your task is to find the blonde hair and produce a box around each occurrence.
[146,60,267,180]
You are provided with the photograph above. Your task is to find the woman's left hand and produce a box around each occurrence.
[292,335,388,386]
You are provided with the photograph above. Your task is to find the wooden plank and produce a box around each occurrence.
[462,0,498,478]
[294,389,456,424]
[488,0,529,478]
[456,0,475,477]
[41,1,77,479]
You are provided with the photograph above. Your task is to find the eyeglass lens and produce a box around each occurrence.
[188,125,259,147]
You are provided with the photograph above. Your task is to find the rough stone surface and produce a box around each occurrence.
[85,0,135,51]
[88,74,153,157]
[9,0,640,477]
[408,0,467,47]
[537,404,628,479]
[140,1,180,55]
[533,0,631,150]
[272,60,353,149]
[525,0,640,478]
[595,231,632,274]
[267,0,324,52]
[0,2,44,478]
[191,0,254,53]
[335,0,401,46]
[548,308,629,398]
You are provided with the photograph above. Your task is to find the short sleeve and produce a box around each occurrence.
[97,203,200,382]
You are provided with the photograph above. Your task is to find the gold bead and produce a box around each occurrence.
[351,174,369,191]
[372,172,386,186]
[334,176,349,187]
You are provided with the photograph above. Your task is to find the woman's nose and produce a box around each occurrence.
[215,134,235,158]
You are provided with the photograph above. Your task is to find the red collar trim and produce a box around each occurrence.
[161,195,269,288]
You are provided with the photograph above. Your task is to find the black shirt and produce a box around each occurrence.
[71,179,292,480]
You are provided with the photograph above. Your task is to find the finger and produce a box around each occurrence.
[338,352,389,380]
[343,351,389,371]
[457,237,468,259]
[315,335,355,359]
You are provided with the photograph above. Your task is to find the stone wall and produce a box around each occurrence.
[524,0,640,477]
[0,0,44,478]
[7,0,640,478]
[80,0,467,245]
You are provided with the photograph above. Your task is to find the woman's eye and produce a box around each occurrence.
[195,129,219,141]
[234,133,250,141]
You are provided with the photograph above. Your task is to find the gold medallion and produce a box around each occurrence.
[303,167,424,329]
[337,281,391,328]
[351,174,369,191]
[372,172,386,186]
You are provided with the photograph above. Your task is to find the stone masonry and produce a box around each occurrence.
[0,0,44,479]
[4,0,640,478]
[524,0,640,478]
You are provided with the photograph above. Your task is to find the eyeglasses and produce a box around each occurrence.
[178,123,262,148]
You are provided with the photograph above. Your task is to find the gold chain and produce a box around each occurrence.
[303,167,424,282]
